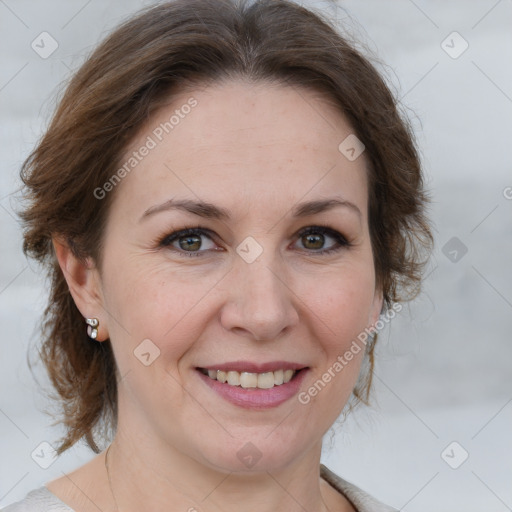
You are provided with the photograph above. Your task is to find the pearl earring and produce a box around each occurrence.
[86,318,99,340]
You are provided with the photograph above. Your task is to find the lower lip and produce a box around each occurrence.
[197,369,309,409]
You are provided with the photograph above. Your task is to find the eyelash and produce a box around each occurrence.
[158,227,218,258]
[296,226,351,254]
[157,225,351,257]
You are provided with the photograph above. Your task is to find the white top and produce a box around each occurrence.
[1,465,397,512]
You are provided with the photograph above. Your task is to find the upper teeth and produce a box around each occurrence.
[203,369,296,389]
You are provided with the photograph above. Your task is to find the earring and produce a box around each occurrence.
[86,318,99,340]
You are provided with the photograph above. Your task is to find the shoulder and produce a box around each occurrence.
[0,487,74,512]
[320,464,397,512]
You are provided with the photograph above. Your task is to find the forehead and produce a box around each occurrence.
[111,80,369,221]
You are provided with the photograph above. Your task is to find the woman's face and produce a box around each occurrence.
[96,80,382,471]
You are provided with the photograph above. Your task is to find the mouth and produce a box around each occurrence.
[198,367,304,389]
[195,362,309,409]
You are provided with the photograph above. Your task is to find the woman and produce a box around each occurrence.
[3,0,432,510]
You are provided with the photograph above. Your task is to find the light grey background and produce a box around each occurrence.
[1,1,511,510]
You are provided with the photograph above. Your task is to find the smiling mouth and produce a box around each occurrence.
[198,368,306,389]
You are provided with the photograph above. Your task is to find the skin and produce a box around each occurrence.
[51,80,383,512]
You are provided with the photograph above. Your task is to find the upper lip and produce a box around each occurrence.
[198,361,308,373]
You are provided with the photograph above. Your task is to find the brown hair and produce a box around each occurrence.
[20,0,432,455]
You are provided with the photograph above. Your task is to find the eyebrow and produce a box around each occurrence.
[140,197,362,222]
[292,198,362,220]
[141,199,230,222]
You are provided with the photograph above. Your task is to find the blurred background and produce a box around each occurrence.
[1,1,511,510]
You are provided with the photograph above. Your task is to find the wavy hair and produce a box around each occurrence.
[20,0,433,454]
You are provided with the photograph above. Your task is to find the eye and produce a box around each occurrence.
[293,226,350,254]
[160,228,219,255]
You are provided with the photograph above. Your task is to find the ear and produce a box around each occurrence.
[53,238,108,341]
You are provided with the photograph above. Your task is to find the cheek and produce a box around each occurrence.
[295,270,374,419]
[100,254,222,361]
[302,264,377,345]
[100,257,223,414]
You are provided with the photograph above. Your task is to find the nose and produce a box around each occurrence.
[219,257,299,342]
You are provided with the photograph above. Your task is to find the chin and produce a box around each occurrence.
[191,431,316,475]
